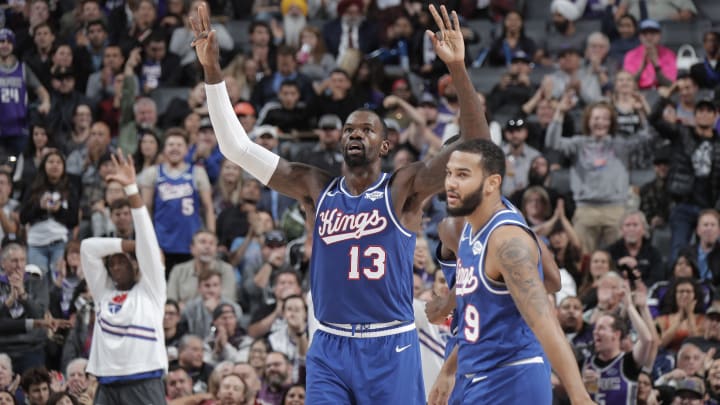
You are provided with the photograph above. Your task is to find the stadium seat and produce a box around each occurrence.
[525,0,552,21]
[629,169,656,187]
[696,0,720,23]
[150,87,189,117]
[226,19,251,52]
[523,20,547,44]
[548,168,571,196]
[660,19,712,51]
[464,19,498,48]
[575,20,603,39]
[469,66,506,94]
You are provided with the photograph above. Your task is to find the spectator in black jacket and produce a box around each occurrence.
[680,209,720,285]
[19,150,80,284]
[0,244,49,374]
[650,98,720,263]
[605,210,665,285]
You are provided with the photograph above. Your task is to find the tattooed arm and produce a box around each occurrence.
[488,227,593,405]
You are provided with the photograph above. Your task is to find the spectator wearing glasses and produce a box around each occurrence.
[501,118,541,197]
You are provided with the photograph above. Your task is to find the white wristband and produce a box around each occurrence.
[124,183,139,196]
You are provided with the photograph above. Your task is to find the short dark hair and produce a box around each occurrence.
[277,44,296,57]
[452,138,506,179]
[249,20,271,36]
[348,108,388,139]
[330,68,351,80]
[47,392,79,405]
[164,127,189,145]
[271,269,301,288]
[20,367,50,393]
[86,19,107,32]
[165,299,180,313]
[109,198,131,213]
[603,313,628,339]
[279,79,300,91]
[198,269,222,283]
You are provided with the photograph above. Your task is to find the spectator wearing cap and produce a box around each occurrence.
[243,231,294,329]
[167,230,236,306]
[251,45,315,114]
[206,302,252,366]
[551,45,604,106]
[248,126,295,222]
[257,80,312,134]
[487,10,539,67]
[0,28,51,156]
[322,0,378,60]
[620,0,697,22]
[235,102,258,134]
[293,114,343,177]
[691,30,720,89]
[649,99,720,263]
[501,118,541,197]
[679,209,720,284]
[384,92,444,156]
[684,305,720,356]
[185,117,223,184]
[622,19,677,90]
[672,376,705,403]
[640,146,673,229]
[487,51,535,118]
[46,65,90,137]
[542,0,587,61]
[308,68,361,123]
[66,121,114,238]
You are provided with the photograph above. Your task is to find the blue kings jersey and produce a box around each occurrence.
[0,62,28,138]
[153,164,202,254]
[311,173,416,323]
[455,198,545,374]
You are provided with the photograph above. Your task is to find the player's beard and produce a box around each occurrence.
[343,147,370,168]
[447,182,484,217]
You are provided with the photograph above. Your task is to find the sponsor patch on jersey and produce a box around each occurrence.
[472,241,484,255]
[108,293,128,314]
[364,190,384,201]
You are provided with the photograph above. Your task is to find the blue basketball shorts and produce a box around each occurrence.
[306,320,425,405]
[460,356,552,404]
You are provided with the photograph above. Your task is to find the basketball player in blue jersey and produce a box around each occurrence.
[192,4,486,403]
[429,139,594,405]
[427,214,563,403]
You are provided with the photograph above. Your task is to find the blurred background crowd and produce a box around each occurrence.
[0,0,719,404]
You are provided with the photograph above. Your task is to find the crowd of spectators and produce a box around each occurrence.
[0,0,718,404]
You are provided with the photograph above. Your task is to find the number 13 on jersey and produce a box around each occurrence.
[348,245,386,280]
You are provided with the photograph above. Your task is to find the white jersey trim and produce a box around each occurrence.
[318,321,415,338]
[477,219,534,296]
[338,173,387,197]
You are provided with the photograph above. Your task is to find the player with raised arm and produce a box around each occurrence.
[81,151,167,405]
[429,139,594,404]
[192,4,487,404]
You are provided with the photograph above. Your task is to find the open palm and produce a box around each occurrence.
[426,5,465,65]
[106,150,136,186]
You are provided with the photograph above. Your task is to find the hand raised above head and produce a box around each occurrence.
[105,149,137,187]
[190,3,221,71]
[425,5,465,65]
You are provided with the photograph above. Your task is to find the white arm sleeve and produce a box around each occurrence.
[205,82,280,185]
[81,238,122,297]
[133,206,166,305]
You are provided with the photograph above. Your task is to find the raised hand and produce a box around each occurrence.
[190,3,221,72]
[426,5,465,65]
[106,149,136,187]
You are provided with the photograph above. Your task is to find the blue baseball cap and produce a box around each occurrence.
[639,19,661,32]
[0,28,15,45]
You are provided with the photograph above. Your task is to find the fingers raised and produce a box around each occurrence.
[440,5,452,31]
[428,5,445,34]
[200,3,211,33]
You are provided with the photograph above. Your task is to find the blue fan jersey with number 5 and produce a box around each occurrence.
[311,173,416,323]
[153,164,202,254]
